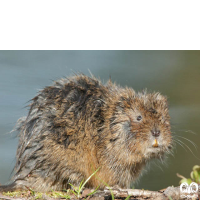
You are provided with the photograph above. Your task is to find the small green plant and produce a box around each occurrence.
[125,195,131,200]
[93,176,114,200]
[68,167,100,198]
[25,186,36,196]
[3,190,47,199]
[86,185,100,196]
[52,191,71,199]
[177,165,200,185]
[102,183,114,200]
[168,196,173,200]
[2,191,23,197]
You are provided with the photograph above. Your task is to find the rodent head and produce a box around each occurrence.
[104,89,172,164]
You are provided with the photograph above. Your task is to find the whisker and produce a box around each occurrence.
[173,139,188,152]
[153,160,164,172]
[166,147,175,157]
[176,129,197,135]
[174,138,200,160]
[175,135,198,151]
[159,155,165,165]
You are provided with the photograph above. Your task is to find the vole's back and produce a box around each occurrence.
[0,74,172,192]
[13,75,109,191]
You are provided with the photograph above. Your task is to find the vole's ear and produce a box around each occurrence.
[154,93,169,108]
[155,93,167,101]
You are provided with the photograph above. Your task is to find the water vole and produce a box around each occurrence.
[0,74,172,192]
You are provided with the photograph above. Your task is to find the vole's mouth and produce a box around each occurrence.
[152,139,158,148]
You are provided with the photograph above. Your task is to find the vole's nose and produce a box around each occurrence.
[151,128,160,137]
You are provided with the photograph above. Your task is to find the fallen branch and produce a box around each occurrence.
[89,185,199,200]
[0,193,23,200]
[0,185,199,200]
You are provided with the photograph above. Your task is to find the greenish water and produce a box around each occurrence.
[0,51,200,191]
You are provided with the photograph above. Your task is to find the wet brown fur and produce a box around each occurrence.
[0,74,172,192]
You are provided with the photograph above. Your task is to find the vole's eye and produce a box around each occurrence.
[137,115,142,121]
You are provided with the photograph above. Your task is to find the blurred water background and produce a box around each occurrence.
[0,51,200,191]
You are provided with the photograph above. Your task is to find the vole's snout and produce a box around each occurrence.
[151,128,160,137]
[151,128,161,148]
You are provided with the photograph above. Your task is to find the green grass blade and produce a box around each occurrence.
[92,175,115,200]
[79,179,85,191]
[87,186,100,196]
[168,196,173,200]
[125,195,131,200]
[70,190,78,197]
[79,167,100,192]
[68,183,78,194]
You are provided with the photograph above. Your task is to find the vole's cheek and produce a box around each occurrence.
[166,134,173,148]
[122,121,131,134]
